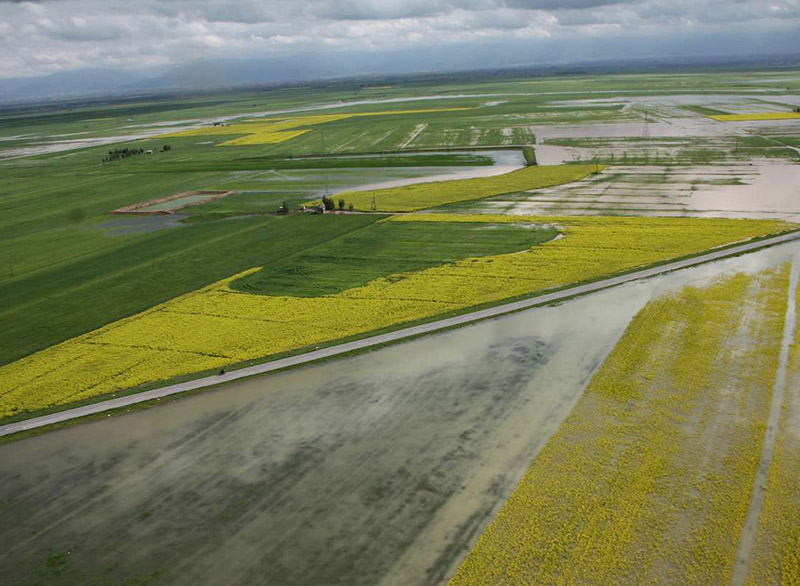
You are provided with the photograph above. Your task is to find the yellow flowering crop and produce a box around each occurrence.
[745,276,800,586]
[709,112,800,122]
[163,108,468,146]
[448,265,790,585]
[336,164,600,212]
[0,216,793,417]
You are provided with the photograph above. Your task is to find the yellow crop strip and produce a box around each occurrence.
[163,108,468,146]
[337,164,600,212]
[709,112,800,122]
[0,216,794,417]
[745,276,800,585]
[448,265,790,585]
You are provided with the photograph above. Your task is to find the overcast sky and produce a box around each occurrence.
[0,0,798,79]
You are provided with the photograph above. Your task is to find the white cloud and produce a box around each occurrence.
[0,0,796,78]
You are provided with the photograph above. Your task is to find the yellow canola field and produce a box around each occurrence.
[338,164,599,212]
[710,112,800,122]
[164,108,468,146]
[746,275,800,586]
[0,215,794,417]
[448,265,790,585]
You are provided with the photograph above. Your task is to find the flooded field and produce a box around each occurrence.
[0,242,796,586]
[456,161,800,220]
[331,150,524,194]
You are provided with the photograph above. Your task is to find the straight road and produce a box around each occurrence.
[3,230,800,438]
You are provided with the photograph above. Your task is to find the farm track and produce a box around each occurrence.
[3,229,800,438]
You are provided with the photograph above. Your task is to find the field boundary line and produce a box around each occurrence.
[2,230,800,438]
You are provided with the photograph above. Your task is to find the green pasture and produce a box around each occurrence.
[0,214,380,367]
[231,220,557,297]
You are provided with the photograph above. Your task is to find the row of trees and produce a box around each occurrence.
[103,147,144,162]
[102,144,172,162]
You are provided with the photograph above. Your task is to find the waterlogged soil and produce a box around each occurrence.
[1,243,798,586]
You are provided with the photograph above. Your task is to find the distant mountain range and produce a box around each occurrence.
[0,57,375,103]
[1,51,799,105]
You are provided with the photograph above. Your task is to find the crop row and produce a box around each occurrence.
[447,266,790,585]
[0,216,794,417]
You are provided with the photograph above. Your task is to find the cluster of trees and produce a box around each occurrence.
[283,197,356,215]
[103,147,145,162]
[321,196,354,211]
[102,144,172,162]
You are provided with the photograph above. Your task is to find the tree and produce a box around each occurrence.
[338,199,345,210]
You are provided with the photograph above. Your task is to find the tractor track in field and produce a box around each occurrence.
[730,257,800,586]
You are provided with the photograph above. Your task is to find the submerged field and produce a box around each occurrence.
[0,279,659,586]
[1,66,800,586]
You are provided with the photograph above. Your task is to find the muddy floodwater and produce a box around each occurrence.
[0,244,797,586]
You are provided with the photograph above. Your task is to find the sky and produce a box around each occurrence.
[0,0,798,80]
